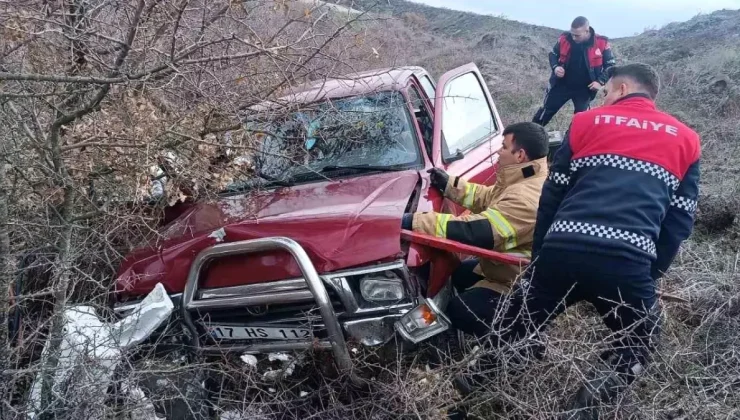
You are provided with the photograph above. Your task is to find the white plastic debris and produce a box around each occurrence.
[27,283,174,419]
[261,362,297,381]
[220,411,244,420]
[208,227,226,242]
[268,352,292,362]
[468,346,482,368]
[240,354,258,367]
[122,380,165,420]
[262,369,280,381]
[149,178,166,199]
[283,361,296,378]
[220,407,267,420]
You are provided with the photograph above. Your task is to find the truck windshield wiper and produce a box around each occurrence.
[255,170,293,187]
[220,171,293,194]
[318,164,407,173]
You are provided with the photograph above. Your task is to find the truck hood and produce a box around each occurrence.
[115,170,421,297]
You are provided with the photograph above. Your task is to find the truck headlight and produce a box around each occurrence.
[359,278,405,303]
[394,297,450,344]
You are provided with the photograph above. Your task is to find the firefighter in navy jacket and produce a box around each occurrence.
[532,16,616,127]
[467,64,701,418]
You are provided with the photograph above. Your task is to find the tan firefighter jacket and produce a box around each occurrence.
[412,158,548,294]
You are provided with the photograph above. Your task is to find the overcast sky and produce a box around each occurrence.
[410,0,740,37]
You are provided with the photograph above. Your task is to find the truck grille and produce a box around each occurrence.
[115,260,413,347]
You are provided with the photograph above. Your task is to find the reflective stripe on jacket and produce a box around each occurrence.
[548,27,615,87]
[533,94,701,280]
[412,158,548,294]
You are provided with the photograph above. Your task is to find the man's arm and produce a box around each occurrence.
[651,160,700,280]
[597,40,616,85]
[409,193,535,253]
[549,39,561,70]
[531,128,574,258]
[443,176,499,214]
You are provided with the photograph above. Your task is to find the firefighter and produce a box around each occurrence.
[459,63,701,419]
[532,16,616,127]
[400,122,549,337]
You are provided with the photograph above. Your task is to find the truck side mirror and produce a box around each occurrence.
[445,149,465,164]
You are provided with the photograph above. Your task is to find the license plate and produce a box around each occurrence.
[208,325,312,340]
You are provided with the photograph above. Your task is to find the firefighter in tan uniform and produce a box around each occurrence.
[401,122,550,337]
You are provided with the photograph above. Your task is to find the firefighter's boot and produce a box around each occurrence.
[560,369,627,420]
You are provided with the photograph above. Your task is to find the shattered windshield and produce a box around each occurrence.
[246,90,421,181]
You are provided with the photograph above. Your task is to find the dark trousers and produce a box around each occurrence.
[493,249,660,385]
[446,259,503,337]
[532,83,593,127]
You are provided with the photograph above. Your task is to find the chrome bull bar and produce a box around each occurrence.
[181,237,354,376]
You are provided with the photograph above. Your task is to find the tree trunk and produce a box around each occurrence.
[38,185,77,420]
[0,156,11,396]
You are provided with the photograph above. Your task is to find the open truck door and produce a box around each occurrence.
[430,63,505,216]
[395,64,510,344]
[431,63,504,184]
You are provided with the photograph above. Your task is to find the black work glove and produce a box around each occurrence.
[427,168,449,194]
[401,213,414,230]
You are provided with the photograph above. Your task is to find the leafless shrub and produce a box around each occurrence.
[0,0,399,416]
[81,243,736,420]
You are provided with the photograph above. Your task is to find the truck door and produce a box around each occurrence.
[430,63,505,215]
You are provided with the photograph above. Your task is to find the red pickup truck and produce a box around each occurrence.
[112,63,553,377]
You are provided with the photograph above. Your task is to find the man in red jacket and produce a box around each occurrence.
[455,63,701,420]
[532,16,616,127]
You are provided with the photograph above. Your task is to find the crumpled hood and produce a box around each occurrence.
[115,170,420,297]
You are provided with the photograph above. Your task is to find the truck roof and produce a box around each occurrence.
[250,66,428,112]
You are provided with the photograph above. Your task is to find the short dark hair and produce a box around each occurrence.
[503,122,549,160]
[571,16,589,28]
[608,63,660,99]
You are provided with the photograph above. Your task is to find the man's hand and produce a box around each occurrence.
[427,168,449,193]
[554,66,565,78]
[588,81,603,91]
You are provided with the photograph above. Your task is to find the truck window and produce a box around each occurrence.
[245,91,422,182]
[419,75,436,102]
[407,86,433,158]
[440,72,497,160]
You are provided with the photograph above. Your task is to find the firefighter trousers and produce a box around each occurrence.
[493,248,660,385]
[532,83,594,127]
[446,258,504,337]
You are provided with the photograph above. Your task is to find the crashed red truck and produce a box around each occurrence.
[111,63,561,375]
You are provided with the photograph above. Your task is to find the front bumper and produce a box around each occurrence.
[114,239,423,375]
[115,295,409,351]
[114,238,454,380]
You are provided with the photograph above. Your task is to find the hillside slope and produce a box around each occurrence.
[359,0,739,221]
[352,0,563,123]
[616,10,740,232]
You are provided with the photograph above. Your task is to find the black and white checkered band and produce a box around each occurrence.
[570,154,680,190]
[548,171,570,185]
[547,220,657,256]
[670,195,698,214]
